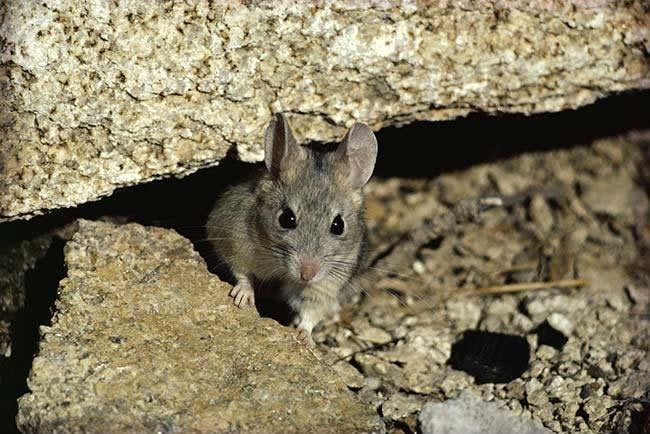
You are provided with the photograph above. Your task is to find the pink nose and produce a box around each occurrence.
[300,261,320,281]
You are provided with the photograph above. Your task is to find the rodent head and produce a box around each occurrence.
[255,113,378,288]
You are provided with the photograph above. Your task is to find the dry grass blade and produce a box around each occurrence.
[456,278,590,296]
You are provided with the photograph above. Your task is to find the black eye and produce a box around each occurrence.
[278,208,297,229]
[330,215,344,235]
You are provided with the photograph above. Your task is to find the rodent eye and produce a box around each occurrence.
[330,214,344,236]
[278,207,297,229]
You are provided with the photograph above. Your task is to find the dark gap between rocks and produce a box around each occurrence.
[448,330,530,385]
[628,399,650,434]
[384,416,416,434]
[0,237,66,434]
[576,405,590,425]
[373,90,650,178]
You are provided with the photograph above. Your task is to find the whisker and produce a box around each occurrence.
[328,269,426,309]
[324,256,431,286]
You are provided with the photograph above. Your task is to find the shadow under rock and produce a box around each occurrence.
[0,237,66,434]
[373,90,650,179]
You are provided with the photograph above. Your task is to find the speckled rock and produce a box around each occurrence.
[581,171,648,219]
[16,220,383,434]
[1,0,649,220]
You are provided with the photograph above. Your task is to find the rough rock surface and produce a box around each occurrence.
[1,1,649,221]
[419,390,553,434]
[16,220,383,434]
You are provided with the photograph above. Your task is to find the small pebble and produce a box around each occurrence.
[412,260,425,274]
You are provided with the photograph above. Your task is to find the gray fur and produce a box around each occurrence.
[206,113,377,345]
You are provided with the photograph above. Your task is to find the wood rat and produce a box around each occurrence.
[206,113,377,345]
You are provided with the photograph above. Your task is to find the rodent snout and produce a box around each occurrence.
[299,260,320,282]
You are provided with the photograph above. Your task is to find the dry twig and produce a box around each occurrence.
[456,278,590,296]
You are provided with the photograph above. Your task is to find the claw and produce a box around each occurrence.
[229,282,255,308]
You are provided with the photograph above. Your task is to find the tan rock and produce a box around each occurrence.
[1,1,649,221]
[16,220,383,433]
[582,171,648,219]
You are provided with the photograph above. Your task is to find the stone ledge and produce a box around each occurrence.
[1,1,649,221]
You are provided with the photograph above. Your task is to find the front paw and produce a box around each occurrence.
[229,281,255,308]
[295,328,315,347]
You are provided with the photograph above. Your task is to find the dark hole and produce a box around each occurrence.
[0,237,66,434]
[448,330,530,384]
[627,401,650,434]
[587,364,609,380]
[532,320,568,350]
[576,405,590,424]
[421,236,443,250]
[516,298,529,315]
[451,266,465,275]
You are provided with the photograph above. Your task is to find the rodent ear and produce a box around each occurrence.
[264,113,306,179]
[335,123,378,189]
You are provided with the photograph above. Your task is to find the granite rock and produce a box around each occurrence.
[419,391,554,434]
[1,0,649,220]
[16,220,383,433]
